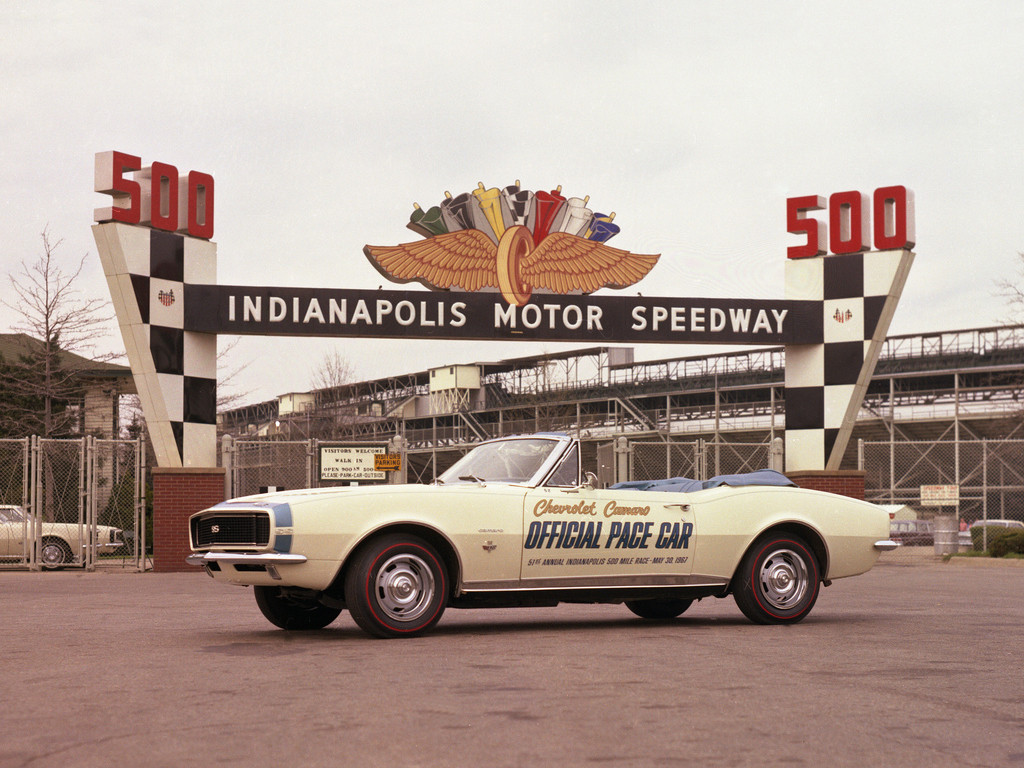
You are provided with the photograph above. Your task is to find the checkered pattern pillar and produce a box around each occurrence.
[93,222,218,467]
[784,249,914,472]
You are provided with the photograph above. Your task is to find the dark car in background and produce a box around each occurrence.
[889,519,935,546]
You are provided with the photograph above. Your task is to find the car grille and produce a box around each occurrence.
[191,513,271,548]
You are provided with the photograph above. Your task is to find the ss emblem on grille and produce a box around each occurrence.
[211,525,220,533]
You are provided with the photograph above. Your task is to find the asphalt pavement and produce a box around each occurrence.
[1,551,1022,768]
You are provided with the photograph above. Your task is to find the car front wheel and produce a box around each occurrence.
[733,534,820,624]
[344,534,448,638]
[254,586,342,630]
[39,538,72,568]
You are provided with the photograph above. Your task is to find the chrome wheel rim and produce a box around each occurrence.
[40,543,66,566]
[374,553,435,622]
[758,548,809,610]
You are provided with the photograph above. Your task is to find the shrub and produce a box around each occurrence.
[989,530,1024,558]
[971,525,1016,551]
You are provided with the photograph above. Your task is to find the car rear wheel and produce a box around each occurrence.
[254,586,342,630]
[625,598,693,619]
[733,533,820,624]
[40,538,72,568]
[344,534,448,638]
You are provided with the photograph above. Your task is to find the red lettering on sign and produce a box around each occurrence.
[94,151,142,224]
[828,190,870,254]
[148,161,179,232]
[873,185,915,251]
[187,171,215,239]
[786,195,826,259]
[94,151,215,238]
[787,186,914,257]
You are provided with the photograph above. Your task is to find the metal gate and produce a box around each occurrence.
[225,439,315,498]
[0,437,145,571]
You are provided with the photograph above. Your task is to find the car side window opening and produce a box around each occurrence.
[546,444,580,487]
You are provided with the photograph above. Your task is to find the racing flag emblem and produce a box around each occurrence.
[158,289,175,307]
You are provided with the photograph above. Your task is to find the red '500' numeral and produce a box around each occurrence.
[94,151,214,239]
[787,186,914,258]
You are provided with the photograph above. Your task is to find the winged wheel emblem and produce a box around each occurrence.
[364,183,660,307]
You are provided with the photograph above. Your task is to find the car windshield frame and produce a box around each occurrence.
[437,435,574,487]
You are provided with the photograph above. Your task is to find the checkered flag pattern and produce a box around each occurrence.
[784,249,914,471]
[93,223,218,467]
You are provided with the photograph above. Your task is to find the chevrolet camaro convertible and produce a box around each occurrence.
[187,434,895,638]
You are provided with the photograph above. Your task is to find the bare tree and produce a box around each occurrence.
[216,337,252,411]
[998,252,1024,320]
[0,227,115,436]
[309,348,356,439]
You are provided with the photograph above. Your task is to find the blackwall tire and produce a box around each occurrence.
[733,534,820,624]
[344,534,448,639]
[625,598,693,620]
[254,586,342,630]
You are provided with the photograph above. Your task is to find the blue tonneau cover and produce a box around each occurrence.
[610,469,795,493]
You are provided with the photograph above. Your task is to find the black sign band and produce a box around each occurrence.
[185,285,823,345]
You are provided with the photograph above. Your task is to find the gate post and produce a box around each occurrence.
[28,436,41,571]
[151,467,226,572]
[614,436,630,484]
[84,435,96,571]
[770,437,784,473]
[221,434,234,499]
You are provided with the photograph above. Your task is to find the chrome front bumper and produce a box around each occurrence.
[873,540,900,552]
[186,552,308,580]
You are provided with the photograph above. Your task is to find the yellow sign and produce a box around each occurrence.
[374,453,402,472]
[920,485,959,506]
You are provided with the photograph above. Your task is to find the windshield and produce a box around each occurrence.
[0,507,25,523]
[438,438,565,485]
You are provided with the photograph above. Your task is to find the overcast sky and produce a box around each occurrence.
[3,2,1023,405]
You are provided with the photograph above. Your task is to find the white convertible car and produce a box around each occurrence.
[187,433,896,638]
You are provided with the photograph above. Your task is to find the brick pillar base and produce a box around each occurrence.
[786,470,865,500]
[152,467,226,573]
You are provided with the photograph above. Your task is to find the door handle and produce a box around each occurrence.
[663,503,690,512]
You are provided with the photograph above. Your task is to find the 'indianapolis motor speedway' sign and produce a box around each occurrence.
[186,285,818,345]
[92,151,914,473]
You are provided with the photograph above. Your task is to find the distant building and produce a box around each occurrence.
[0,333,135,439]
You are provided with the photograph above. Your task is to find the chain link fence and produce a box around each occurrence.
[595,438,778,487]
[227,440,315,498]
[861,438,1024,558]
[628,439,778,484]
[0,437,145,571]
